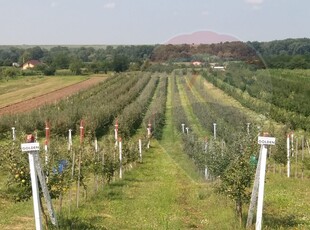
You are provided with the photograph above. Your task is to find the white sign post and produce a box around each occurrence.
[181,123,185,133]
[21,142,42,230]
[256,136,276,230]
[139,139,142,162]
[68,129,72,151]
[12,127,16,141]
[247,123,251,135]
[287,134,290,178]
[213,123,217,140]
[119,138,123,179]
[115,121,119,147]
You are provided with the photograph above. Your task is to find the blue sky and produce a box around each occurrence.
[0,0,309,45]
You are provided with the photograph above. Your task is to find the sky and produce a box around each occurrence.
[0,0,309,45]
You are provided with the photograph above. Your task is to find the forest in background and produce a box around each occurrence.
[0,38,310,78]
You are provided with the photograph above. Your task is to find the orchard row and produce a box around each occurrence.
[203,68,310,131]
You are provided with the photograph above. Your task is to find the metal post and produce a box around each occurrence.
[186,127,189,134]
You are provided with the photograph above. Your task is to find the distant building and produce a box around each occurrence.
[12,62,20,67]
[192,61,202,66]
[212,66,225,71]
[210,63,225,71]
[22,60,41,70]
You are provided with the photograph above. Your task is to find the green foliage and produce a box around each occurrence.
[202,68,310,131]
[69,58,84,75]
[117,74,157,138]
[34,64,56,76]
[143,74,168,139]
[112,55,129,72]
[0,67,21,78]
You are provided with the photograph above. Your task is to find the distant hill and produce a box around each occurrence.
[165,31,239,45]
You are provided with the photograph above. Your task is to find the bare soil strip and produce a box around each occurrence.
[0,77,105,116]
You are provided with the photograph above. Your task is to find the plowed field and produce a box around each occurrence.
[0,77,105,115]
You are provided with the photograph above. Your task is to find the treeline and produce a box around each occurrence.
[0,45,154,76]
[1,38,310,73]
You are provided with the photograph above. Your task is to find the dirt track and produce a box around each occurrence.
[0,77,105,116]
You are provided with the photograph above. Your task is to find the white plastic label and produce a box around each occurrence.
[258,136,276,145]
[21,143,40,152]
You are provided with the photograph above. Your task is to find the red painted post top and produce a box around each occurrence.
[26,134,35,143]
[80,120,85,144]
[115,119,119,129]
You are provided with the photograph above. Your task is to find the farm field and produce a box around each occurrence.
[0,76,85,108]
[0,75,106,115]
[0,70,310,229]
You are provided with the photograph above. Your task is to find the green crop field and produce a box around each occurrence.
[0,69,309,229]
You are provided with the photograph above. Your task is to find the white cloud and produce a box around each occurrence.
[245,0,264,9]
[245,0,264,4]
[50,1,59,8]
[201,10,209,16]
[104,2,116,9]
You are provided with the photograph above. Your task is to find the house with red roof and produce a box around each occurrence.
[22,60,41,70]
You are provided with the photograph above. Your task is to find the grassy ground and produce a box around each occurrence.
[0,170,34,230]
[0,75,87,108]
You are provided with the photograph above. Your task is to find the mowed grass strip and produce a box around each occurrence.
[0,170,35,230]
[0,76,87,108]
[57,139,238,230]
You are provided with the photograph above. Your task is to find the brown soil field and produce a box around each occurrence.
[0,77,105,116]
